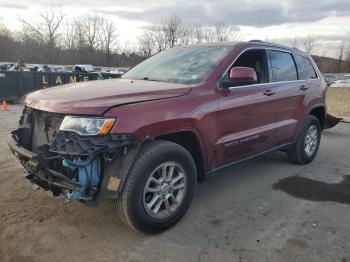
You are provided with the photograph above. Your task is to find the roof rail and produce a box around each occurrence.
[248,40,264,43]
[247,40,299,52]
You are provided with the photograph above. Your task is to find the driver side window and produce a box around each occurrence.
[221,49,269,87]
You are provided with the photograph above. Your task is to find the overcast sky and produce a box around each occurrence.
[0,0,349,57]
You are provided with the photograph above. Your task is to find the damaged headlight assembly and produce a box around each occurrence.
[58,116,116,202]
[59,116,116,136]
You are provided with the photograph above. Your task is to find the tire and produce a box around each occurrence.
[288,115,321,165]
[117,140,197,234]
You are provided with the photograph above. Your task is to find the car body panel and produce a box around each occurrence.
[23,78,192,115]
[216,83,278,166]
[273,80,309,145]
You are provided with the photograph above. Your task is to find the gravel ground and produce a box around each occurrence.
[1,105,350,262]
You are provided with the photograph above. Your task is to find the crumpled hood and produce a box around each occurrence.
[24,78,192,115]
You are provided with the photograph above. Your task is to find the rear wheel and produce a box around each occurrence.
[288,115,321,165]
[117,140,197,234]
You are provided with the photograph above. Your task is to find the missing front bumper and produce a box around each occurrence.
[9,107,140,202]
[8,135,82,193]
[8,130,139,201]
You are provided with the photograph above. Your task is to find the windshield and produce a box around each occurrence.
[122,46,232,84]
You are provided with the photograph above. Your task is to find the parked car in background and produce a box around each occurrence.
[38,64,52,72]
[62,65,73,72]
[73,64,104,79]
[8,62,30,71]
[106,69,125,74]
[324,76,334,86]
[331,78,350,88]
[8,41,326,234]
[0,63,14,71]
[74,64,94,72]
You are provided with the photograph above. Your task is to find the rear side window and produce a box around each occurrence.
[295,55,317,80]
[269,50,298,82]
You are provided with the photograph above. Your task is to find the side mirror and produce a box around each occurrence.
[227,67,257,86]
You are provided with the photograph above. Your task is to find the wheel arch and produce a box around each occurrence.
[156,130,207,182]
[308,104,326,129]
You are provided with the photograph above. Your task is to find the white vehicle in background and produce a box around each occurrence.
[38,65,52,72]
[107,69,125,74]
[74,64,104,80]
[62,65,73,72]
[74,64,94,72]
[331,79,350,88]
[100,67,129,75]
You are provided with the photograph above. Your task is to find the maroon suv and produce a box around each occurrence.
[8,41,326,234]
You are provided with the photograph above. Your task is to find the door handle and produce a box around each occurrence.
[300,85,309,91]
[263,89,276,96]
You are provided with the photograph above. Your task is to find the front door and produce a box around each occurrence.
[216,49,278,167]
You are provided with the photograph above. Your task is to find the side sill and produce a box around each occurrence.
[206,142,293,175]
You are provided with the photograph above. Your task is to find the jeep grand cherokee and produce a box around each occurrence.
[8,41,326,234]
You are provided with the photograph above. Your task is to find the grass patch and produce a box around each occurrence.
[327,87,350,120]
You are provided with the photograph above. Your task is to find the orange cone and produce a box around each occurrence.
[2,101,8,111]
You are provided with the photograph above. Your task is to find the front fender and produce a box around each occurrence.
[97,142,142,200]
[104,96,219,173]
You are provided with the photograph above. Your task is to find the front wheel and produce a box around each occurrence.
[288,115,321,165]
[116,140,197,234]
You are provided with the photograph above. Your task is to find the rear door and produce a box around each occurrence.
[216,49,278,166]
[268,50,307,145]
[294,54,319,94]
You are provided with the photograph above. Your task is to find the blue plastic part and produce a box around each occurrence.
[64,157,101,202]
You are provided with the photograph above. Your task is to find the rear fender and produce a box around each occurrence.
[292,103,326,141]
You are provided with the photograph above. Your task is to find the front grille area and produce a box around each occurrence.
[13,107,64,152]
[31,109,64,152]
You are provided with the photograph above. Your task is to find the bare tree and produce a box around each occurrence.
[337,41,346,62]
[138,16,185,56]
[192,24,206,43]
[138,17,242,57]
[62,20,75,51]
[100,19,117,66]
[193,24,216,43]
[345,45,350,72]
[302,35,317,55]
[193,22,241,43]
[214,22,232,42]
[163,15,182,48]
[20,6,64,63]
[71,17,87,62]
[83,15,103,50]
[138,27,156,57]
[0,23,11,37]
[0,23,15,61]
[336,41,346,71]
[291,36,299,49]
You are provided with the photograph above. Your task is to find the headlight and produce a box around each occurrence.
[59,116,115,136]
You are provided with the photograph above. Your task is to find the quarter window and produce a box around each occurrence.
[295,55,317,80]
[269,50,298,82]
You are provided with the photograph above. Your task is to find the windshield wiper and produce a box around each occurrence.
[142,77,161,82]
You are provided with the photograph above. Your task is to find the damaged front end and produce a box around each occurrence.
[8,107,138,203]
